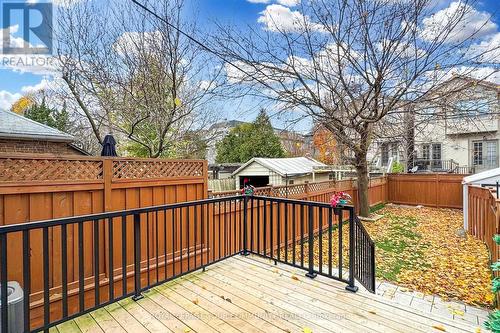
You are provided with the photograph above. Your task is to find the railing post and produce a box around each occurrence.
[346,207,358,292]
[242,195,250,255]
[305,204,317,278]
[132,213,144,301]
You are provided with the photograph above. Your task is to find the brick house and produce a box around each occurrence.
[0,110,88,155]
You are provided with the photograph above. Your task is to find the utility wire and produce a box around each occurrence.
[130,0,259,85]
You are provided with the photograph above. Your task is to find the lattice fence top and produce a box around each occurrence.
[0,157,103,182]
[308,181,335,192]
[113,160,204,180]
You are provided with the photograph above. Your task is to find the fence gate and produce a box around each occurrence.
[352,216,376,293]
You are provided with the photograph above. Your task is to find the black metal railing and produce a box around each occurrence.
[409,159,474,174]
[247,196,360,289]
[352,216,376,292]
[0,195,375,332]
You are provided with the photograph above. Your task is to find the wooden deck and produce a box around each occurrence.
[51,255,479,333]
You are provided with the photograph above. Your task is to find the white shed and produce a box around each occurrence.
[462,168,500,229]
[232,157,331,189]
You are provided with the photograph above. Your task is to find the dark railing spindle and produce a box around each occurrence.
[292,203,296,265]
[306,206,317,279]
[121,216,127,297]
[328,208,333,277]
[346,208,358,292]
[338,210,343,280]
[78,222,85,311]
[133,213,143,300]
[23,230,31,332]
[108,218,114,302]
[43,227,50,328]
[94,219,100,307]
[187,206,190,271]
[1,233,7,333]
[284,202,288,263]
[318,208,323,274]
[300,205,304,267]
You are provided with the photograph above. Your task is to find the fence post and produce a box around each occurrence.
[132,213,143,301]
[305,181,310,201]
[242,195,250,256]
[346,207,358,292]
[305,204,317,278]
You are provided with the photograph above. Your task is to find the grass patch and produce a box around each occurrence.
[369,202,385,213]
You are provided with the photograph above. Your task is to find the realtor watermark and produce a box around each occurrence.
[2,1,53,54]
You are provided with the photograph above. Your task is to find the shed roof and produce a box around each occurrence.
[463,168,500,184]
[0,110,74,142]
[232,157,327,177]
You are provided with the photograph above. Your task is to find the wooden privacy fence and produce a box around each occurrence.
[468,185,500,262]
[0,154,208,327]
[387,173,464,209]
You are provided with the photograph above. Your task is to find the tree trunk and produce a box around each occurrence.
[355,160,370,217]
[404,108,416,171]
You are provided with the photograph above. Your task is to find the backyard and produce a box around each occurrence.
[289,205,494,308]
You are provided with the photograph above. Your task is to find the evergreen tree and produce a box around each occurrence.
[216,110,286,163]
[24,99,71,133]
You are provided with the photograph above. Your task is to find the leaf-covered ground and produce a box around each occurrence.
[285,206,493,307]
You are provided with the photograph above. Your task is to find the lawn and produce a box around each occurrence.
[286,205,494,307]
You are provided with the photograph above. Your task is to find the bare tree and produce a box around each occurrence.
[55,0,226,157]
[212,0,498,216]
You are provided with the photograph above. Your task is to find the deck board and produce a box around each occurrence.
[58,255,480,333]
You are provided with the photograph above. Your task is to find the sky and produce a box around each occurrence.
[0,0,499,131]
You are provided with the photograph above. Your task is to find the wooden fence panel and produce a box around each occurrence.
[0,154,208,328]
[468,186,500,262]
[387,174,464,209]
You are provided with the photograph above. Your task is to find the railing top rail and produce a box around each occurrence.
[0,195,245,234]
[251,194,354,210]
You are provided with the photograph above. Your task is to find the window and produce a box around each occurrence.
[390,143,398,160]
[381,143,389,166]
[473,142,483,166]
[422,144,430,160]
[455,99,490,116]
[432,143,442,160]
[472,140,498,168]
[486,141,497,167]
[329,173,335,180]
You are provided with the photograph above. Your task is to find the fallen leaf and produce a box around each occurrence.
[432,325,446,331]
[192,298,199,305]
[303,327,313,333]
[368,310,377,315]
[291,275,299,281]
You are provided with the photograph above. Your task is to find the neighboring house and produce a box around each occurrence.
[209,163,242,179]
[0,110,88,155]
[205,120,313,164]
[368,76,500,173]
[232,156,332,189]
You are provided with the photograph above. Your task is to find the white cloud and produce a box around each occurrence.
[113,31,162,56]
[467,32,500,64]
[257,4,324,32]
[21,78,55,94]
[277,0,300,6]
[0,90,21,111]
[0,25,28,50]
[421,1,497,43]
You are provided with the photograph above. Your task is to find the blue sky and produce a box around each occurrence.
[0,0,499,130]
